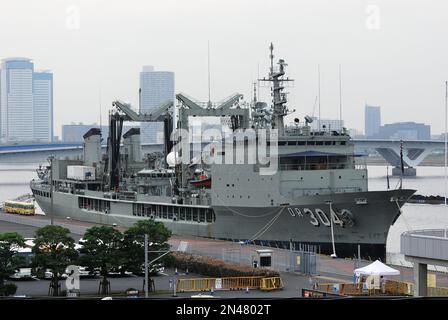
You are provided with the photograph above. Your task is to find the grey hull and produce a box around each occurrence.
[32,185,414,260]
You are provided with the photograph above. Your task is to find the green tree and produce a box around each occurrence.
[79,226,123,295]
[0,232,25,296]
[32,225,78,296]
[121,220,171,276]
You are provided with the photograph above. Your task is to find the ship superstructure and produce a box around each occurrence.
[30,44,415,260]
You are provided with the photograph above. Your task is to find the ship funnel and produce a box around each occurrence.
[123,128,142,163]
[83,128,102,167]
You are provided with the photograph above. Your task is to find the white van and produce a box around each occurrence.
[10,267,33,279]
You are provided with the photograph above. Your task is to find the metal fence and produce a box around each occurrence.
[171,238,318,275]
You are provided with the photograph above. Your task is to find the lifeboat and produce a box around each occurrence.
[190,174,211,188]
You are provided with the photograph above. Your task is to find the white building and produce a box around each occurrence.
[0,58,53,143]
[139,66,174,144]
[311,117,344,132]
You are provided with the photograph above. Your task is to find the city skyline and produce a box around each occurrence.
[1,1,447,137]
[0,57,53,143]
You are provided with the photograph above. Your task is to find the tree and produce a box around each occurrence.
[32,225,78,296]
[79,226,123,295]
[0,232,25,296]
[121,220,171,278]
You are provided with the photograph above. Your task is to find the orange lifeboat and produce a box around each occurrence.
[190,174,211,188]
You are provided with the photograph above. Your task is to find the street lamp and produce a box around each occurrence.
[144,234,171,298]
[325,200,337,259]
[48,155,55,226]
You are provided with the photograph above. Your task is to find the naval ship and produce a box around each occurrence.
[30,44,415,260]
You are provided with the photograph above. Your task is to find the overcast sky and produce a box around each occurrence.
[1,0,447,136]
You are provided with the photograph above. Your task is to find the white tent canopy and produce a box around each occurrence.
[354,260,400,276]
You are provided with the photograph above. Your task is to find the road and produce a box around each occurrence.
[10,268,313,298]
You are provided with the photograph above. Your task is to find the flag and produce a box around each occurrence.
[400,140,404,175]
[386,166,390,189]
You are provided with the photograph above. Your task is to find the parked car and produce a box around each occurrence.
[41,269,68,280]
[133,263,165,276]
[149,263,165,275]
[10,268,33,280]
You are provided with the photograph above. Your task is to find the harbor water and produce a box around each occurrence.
[1,163,448,267]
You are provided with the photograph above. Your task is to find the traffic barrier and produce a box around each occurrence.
[428,286,448,296]
[318,283,364,296]
[260,277,284,291]
[319,280,415,296]
[176,276,283,293]
[384,280,413,296]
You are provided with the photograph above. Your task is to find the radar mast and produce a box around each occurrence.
[259,43,294,135]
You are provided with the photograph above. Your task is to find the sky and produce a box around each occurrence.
[0,0,447,137]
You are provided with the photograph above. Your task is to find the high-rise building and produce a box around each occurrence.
[33,71,53,142]
[139,66,174,144]
[364,104,381,138]
[0,58,53,143]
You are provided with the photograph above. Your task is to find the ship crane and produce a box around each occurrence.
[176,92,248,131]
[112,99,175,158]
[175,92,249,190]
[104,100,175,190]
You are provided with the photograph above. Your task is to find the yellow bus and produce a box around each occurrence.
[3,200,35,216]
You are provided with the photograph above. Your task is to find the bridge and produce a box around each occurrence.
[354,139,444,176]
[0,139,445,175]
[0,142,164,163]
